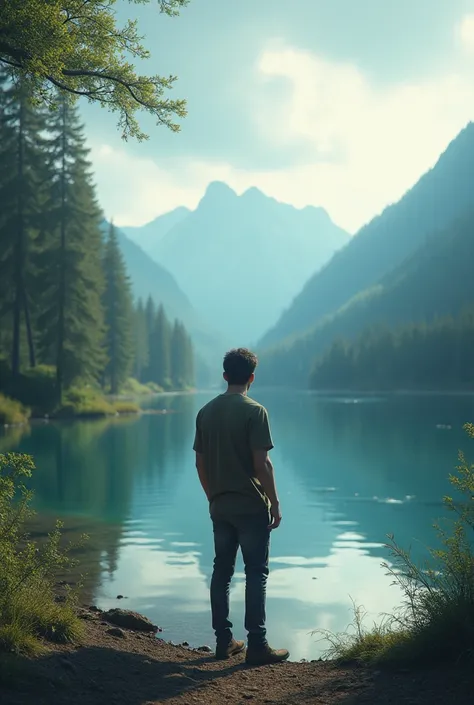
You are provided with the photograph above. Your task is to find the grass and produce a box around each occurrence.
[316,423,474,668]
[0,393,31,426]
[0,453,84,657]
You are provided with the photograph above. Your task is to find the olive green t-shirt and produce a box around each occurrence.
[193,393,274,516]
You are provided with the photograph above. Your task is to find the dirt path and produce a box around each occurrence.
[1,609,472,705]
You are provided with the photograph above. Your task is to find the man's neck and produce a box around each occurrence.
[225,384,248,396]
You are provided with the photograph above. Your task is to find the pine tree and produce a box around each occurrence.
[170,319,188,390]
[102,222,134,394]
[142,297,156,383]
[148,304,171,389]
[0,71,49,377]
[132,299,149,382]
[37,97,105,400]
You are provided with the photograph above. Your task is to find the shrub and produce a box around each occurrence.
[55,387,116,418]
[317,423,474,667]
[1,366,57,416]
[0,453,84,654]
[0,394,30,426]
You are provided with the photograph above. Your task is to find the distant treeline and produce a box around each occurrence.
[310,309,474,392]
[0,71,194,401]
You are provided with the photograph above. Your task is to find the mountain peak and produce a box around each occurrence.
[242,186,265,199]
[203,181,236,199]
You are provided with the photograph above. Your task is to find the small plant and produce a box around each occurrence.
[317,423,474,667]
[0,453,85,654]
[0,394,30,426]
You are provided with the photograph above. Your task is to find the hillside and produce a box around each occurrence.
[125,182,349,344]
[102,222,224,378]
[258,211,474,387]
[121,206,190,258]
[259,122,474,349]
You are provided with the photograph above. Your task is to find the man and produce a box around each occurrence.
[193,348,289,665]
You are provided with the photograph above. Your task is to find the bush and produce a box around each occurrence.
[55,387,116,418]
[0,453,83,654]
[0,394,30,426]
[1,366,57,416]
[318,423,474,667]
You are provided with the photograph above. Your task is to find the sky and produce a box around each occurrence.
[84,0,474,233]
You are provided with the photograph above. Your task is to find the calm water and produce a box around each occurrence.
[1,390,473,661]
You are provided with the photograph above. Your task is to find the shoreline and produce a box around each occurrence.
[1,605,471,705]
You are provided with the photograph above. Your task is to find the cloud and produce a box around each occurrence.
[89,24,474,233]
[458,14,474,53]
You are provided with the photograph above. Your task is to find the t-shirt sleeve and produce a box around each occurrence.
[249,406,274,451]
[193,412,203,453]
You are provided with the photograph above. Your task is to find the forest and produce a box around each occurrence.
[309,309,474,392]
[0,72,194,415]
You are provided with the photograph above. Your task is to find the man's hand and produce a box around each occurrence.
[269,502,282,530]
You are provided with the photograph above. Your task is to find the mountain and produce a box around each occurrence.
[258,209,474,387]
[102,222,224,378]
[125,182,349,344]
[121,206,190,258]
[259,122,474,350]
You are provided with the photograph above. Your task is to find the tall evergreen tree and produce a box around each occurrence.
[37,97,105,400]
[148,304,171,388]
[170,319,192,390]
[142,296,156,383]
[102,223,134,394]
[132,299,149,382]
[0,71,48,376]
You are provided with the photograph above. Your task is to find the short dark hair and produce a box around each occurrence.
[223,348,258,385]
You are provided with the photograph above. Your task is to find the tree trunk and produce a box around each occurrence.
[11,98,24,380]
[56,100,67,404]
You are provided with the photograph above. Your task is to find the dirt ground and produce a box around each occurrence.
[0,608,472,705]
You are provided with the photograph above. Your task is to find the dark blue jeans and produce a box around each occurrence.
[211,512,270,647]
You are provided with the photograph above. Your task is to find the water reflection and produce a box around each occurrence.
[0,391,472,660]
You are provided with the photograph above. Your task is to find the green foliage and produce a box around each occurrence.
[102,223,134,394]
[310,309,474,391]
[0,78,194,404]
[37,96,106,399]
[0,453,83,653]
[318,426,474,666]
[56,387,116,418]
[138,298,194,390]
[0,394,30,426]
[0,0,189,140]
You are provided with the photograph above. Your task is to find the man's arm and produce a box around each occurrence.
[253,449,282,530]
[195,452,210,501]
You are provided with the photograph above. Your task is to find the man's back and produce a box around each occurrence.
[193,393,273,516]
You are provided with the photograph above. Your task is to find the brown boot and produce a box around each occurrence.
[245,643,290,666]
[215,638,246,660]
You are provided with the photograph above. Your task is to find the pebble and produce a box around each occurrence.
[197,645,213,653]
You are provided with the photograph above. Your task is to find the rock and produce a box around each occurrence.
[182,641,190,647]
[197,645,213,653]
[89,605,102,613]
[116,594,124,599]
[54,595,67,603]
[107,627,126,639]
[104,609,159,633]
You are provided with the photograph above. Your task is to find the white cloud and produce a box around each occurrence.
[89,24,474,233]
[458,14,474,53]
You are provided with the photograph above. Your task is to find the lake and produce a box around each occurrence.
[1,390,473,661]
